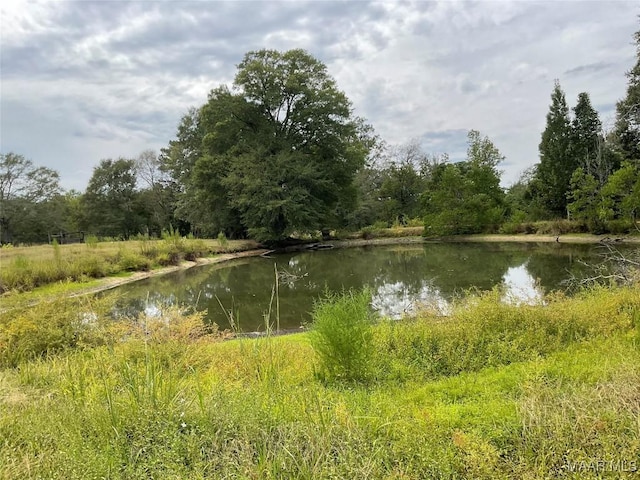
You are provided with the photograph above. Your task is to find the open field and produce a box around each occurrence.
[1,286,639,478]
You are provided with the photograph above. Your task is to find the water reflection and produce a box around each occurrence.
[501,263,545,305]
[109,242,629,332]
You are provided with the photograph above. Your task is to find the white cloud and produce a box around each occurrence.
[1,0,638,190]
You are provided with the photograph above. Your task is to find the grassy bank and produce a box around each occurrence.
[3,228,638,299]
[0,235,258,294]
[1,286,639,478]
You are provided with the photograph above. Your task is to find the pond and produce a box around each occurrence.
[110,242,632,333]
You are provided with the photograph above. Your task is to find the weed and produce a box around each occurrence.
[310,288,375,383]
[84,234,99,248]
[1,285,640,478]
[217,231,229,249]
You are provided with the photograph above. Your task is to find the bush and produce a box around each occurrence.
[310,289,375,383]
[533,219,586,235]
[360,226,376,240]
[499,221,537,235]
[117,249,151,271]
[85,234,99,248]
[217,232,229,248]
[605,219,634,235]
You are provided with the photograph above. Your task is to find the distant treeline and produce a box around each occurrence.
[1,27,639,245]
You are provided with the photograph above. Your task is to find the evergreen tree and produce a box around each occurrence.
[571,92,603,178]
[614,27,640,163]
[532,80,576,217]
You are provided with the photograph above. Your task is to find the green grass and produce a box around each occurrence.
[0,237,258,294]
[310,288,375,383]
[1,286,639,478]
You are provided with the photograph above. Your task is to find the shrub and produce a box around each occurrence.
[157,252,181,266]
[183,238,208,261]
[499,221,536,235]
[117,249,151,271]
[605,219,634,235]
[310,288,375,383]
[217,232,229,249]
[85,234,99,248]
[360,226,376,240]
[533,219,586,235]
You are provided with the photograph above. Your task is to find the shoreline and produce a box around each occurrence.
[436,233,640,244]
[3,232,638,308]
[67,248,272,298]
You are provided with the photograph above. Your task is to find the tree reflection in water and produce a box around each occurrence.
[108,243,629,332]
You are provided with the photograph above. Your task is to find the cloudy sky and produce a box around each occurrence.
[1,0,638,191]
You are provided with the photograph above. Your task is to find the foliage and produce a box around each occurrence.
[567,167,605,232]
[1,286,640,478]
[0,237,253,293]
[310,289,375,383]
[376,141,428,223]
[0,296,116,367]
[571,92,603,176]
[374,286,639,381]
[531,80,577,217]
[423,131,505,235]
[600,161,640,223]
[217,231,229,248]
[614,27,640,162]
[163,49,374,242]
[0,152,63,244]
[134,150,178,236]
[82,158,140,238]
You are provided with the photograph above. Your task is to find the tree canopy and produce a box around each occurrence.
[164,48,374,243]
[5,25,640,245]
[0,153,62,243]
[423,130,505,235]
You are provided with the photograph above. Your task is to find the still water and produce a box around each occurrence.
[110,242,628,332]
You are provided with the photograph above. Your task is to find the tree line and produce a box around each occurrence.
[1,27,639,245]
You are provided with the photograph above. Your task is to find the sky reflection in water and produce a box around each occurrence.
[111,243,620,332]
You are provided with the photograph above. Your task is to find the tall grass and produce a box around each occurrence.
[310,288,376,383]
[368,286,640,382]
[0,237,257,293]
[0,296,219,368]
[1,285,639,478]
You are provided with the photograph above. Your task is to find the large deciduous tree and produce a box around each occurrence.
[377,141,429,225]
[600,162,640,224]
[165,49,373,242]
[423,131,505,235]
[0,152,62,243]
[82,158,139,238]
[135,150,177,236]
